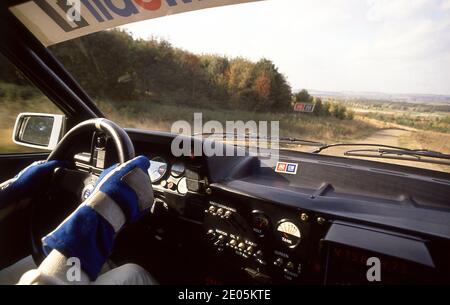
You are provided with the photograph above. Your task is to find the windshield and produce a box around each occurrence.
[33,1,450,172]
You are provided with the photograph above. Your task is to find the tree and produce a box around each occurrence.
[50,30,136,100]
[313,97,323,116]
[181,53,201,100]
[251,59,291,112]
[322,101,331,116]
[254,73,271,100]
[22,29,297,112]
[226,58,255,109]
[293,89,313,104]
[200,55,230,102]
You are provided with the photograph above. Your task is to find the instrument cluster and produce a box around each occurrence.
[148,156,188,195]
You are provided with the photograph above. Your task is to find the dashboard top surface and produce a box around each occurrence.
[127,129,450,241]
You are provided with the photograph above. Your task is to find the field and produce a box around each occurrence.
[342,99,450,154]
[400,130,450,156]
[0,83,61,153]
[2,82,450,173]
[98,100,378,142]
[0,87,380,153]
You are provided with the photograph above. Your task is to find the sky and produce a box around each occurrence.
[123,0,450,95]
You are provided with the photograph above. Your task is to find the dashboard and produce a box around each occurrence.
[111,129,450,285]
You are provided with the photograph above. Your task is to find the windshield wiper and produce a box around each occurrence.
[192,132,325,146]
[312,143,417,154]
[312,143,450,165]
[343,148,450,166]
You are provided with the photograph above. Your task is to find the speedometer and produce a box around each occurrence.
[148,157,168,183]
[276,221,301,248]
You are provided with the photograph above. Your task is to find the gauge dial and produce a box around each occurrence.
[276,221,301,248]
[148,157,168,183]
[171,161,185,178]
[177,177,188,195]
[251,211,271,237]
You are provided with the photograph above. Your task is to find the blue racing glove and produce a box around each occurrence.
[42,155,153,280]
[0,160,63,208]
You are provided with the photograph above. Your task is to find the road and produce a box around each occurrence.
[318,128,448,172]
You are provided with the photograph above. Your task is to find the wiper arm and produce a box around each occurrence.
[192,132,325,146]
[274,136,325,146]
[344,148,450,166]
[312,143,417,154]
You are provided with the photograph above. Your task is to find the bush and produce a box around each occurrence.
[330,103,347,120]
[306,98,355,120]
[346,109,355,120]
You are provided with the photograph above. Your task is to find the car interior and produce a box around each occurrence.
[0,0,449,285]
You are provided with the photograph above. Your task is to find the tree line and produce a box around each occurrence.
[293,89,354,119]
[47,29,291,112]
[1,29,352,119]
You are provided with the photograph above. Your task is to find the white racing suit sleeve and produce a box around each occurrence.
[18,250,90,285]
[18,250,157,285]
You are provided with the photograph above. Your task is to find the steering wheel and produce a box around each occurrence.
[30,118,135,265]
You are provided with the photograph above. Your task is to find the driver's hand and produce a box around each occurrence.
[0,160,63,208]
[41,155,153,281]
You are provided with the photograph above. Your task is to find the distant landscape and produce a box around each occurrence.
[307,90,450,170]
[308,89,450,106]
[0,29,374,152]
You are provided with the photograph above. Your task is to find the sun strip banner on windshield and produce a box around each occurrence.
[10,0,261,46]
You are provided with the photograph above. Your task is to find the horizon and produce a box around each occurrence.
[306,88,450,97]
[122,0,450,96]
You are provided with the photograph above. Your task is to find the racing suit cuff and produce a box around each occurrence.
[18,250,90,285]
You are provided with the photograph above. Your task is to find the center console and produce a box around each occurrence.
[202,192,330,284]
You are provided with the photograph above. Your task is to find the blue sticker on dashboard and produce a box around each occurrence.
[286,164,297,173]
[275,162,298,175]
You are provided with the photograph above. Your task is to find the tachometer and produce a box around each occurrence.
[148,157,168,183]
[276,221,301,248]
